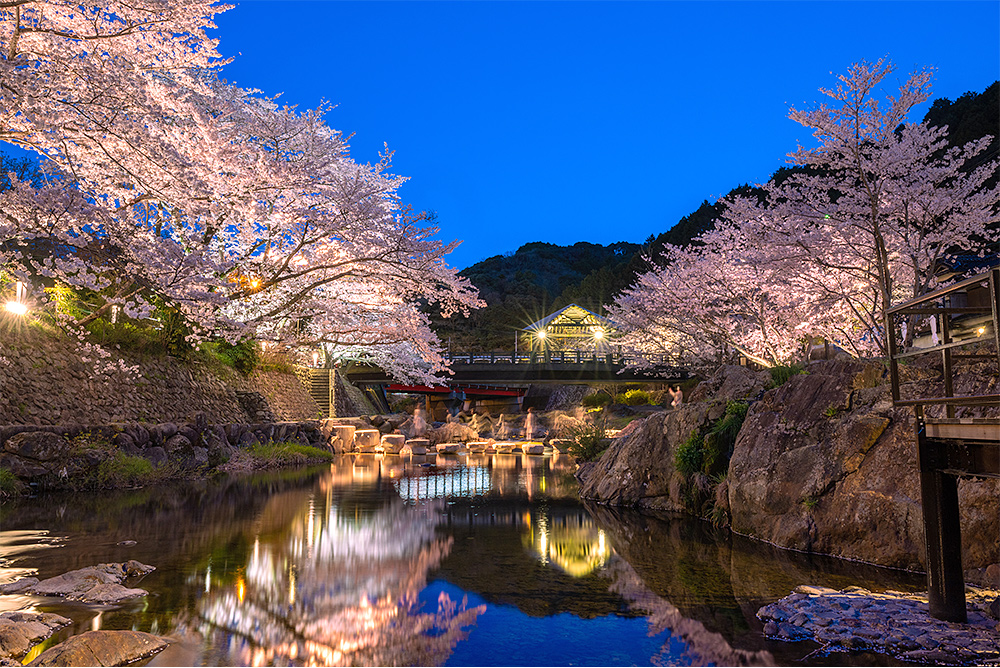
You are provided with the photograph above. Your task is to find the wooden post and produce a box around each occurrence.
[940,314,955,419]
[918,429,967,623]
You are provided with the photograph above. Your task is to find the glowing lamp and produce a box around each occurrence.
[593,329,604,340]
[977,326,987,336]
[4,301,27,316]
[249,278,260,290]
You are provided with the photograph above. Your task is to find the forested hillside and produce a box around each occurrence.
[434,81,999,351]
[431,241,641,350]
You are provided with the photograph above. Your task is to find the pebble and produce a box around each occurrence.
[758,585,1000,665]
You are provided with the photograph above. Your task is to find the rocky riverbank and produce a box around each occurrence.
[0,562,167,666]
[758,585,1000,664]
[578,356,999,572]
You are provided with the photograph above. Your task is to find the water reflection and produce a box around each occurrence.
[0,454,924,667]
[190,486,484,666]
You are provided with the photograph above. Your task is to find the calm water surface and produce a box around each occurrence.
[0,453,924,666]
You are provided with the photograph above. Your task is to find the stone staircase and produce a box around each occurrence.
[307,370,332,418]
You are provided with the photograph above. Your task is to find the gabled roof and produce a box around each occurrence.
[522,303,617,333]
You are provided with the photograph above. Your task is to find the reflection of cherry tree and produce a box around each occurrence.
[196,497,483,666]
[605,557,774,667]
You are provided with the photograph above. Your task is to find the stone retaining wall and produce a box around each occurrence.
[0,330,321,425]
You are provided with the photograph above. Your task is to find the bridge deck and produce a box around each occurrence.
[346,359,688,386]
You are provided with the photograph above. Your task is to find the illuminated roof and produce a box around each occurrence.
[522,304,617,336]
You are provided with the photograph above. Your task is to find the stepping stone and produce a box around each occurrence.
[379,434,405,454]
[353,429,380,453]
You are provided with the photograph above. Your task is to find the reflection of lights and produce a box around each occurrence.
[237,576,246,603]
[528,514,613,577]
[91,611,103,631]
[205,563,212,593]
[289,567,296,605]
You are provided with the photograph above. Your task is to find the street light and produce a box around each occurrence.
[4,301,27,316]
[4,281,27,316]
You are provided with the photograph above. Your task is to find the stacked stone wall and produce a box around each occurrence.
[0,330,320,426]
[238,371,322,421]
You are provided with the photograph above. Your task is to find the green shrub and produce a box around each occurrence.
[567,422,610,462]
[581,392,612,408]
[0,468,21,497]
[700,401,749,476]
[214,339,260,375]
[768,364,806,388]
[674,430,704,475]
[616,389,653,406]
[97,453,153,487]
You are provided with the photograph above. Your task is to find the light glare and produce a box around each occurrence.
[4,301,27,316]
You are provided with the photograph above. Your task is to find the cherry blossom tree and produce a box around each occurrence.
[0,1,482,382]
[196,91,482,381]
[615,59,998,365]
[726,58,998,355]
[611,223,819,368]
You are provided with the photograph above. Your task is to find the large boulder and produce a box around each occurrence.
[579,363,770,510]
[579,403,711,511]
[426,421,477,445]
[26,562,154,604]
[727,360,999,570]
[687,365,771,404]
[0,432,90,481]
[0,612,70,661]
[27,630,166,666]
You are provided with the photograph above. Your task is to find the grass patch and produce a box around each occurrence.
[674,430,704,475]
[581,392,612,408]
[96,453,154,487]
[768,363,806,388]
[0,467,21,497]
[223,441,335,471]
[615,389,653,406]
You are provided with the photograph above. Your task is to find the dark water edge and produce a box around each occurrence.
[0,454,925,666]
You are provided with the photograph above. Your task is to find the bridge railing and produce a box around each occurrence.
[444,351,679,366]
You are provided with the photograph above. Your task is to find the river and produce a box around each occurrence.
[0,452,924,666]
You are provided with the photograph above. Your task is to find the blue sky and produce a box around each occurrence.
[214,1,1000,270]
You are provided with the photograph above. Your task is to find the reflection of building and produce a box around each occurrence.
[524,509,612,577]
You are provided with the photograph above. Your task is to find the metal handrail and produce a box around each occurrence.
[443,351,679,366]
[886,268,1000,417]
